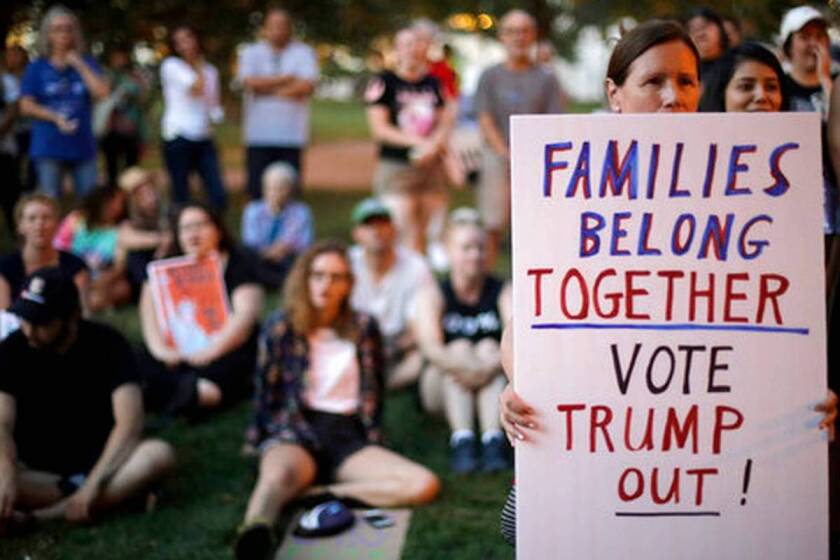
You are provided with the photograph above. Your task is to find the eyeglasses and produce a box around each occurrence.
[309,270,350,283]
[177,219,212,232]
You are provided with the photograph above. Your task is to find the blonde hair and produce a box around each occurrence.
[14,193,60,227]
[37,5,85,57]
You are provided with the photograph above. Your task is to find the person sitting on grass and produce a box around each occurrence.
[0,268,175,532]
[117,167,172,302]
[0,193,89,311]
[349,197,434,390]
[236,240,440,560]
[413,208,512,473]
[241,161,313,288]
[53,185,135,312]
[138,202,264,418]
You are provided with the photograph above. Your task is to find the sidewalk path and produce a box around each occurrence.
[218,140,376,194]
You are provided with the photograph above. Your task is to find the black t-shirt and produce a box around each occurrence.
[0,320,139,475]
[365,70,444,162]
[0,251,88,300]
[441,275,504,344]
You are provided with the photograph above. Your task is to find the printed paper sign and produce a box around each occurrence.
[511,113,827,559]
[147,253,230,356]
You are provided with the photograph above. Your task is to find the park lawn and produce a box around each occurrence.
[3,190,515,560]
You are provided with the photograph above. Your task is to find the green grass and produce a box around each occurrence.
[3,188,515,560]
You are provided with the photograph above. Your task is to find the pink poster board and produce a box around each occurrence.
[511,112,828,559]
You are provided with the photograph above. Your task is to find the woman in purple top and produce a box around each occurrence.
[19,6,109,200]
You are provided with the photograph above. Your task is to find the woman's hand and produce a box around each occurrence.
[499,383,539,445]
[815,389,838,442]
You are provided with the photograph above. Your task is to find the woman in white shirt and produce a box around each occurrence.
[236,240,439,559]
[160,25,227,211]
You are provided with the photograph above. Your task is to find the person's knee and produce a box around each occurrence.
[474,338,501,366]
[138,439,177,474]
[259,457,306,492]
[446,338,474,360]
[402,467,440,505]
[197,379,223,407]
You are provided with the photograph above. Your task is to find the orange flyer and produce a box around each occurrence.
[147,253,230,355]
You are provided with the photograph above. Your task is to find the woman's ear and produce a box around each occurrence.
[605,78,622,113]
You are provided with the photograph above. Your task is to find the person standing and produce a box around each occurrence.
[779,6,839,248]
[474,10,564,265]
[160,25,227,211]
[99,45,149,189]
[237,7,318,198]
[5,45,35,194]
[365,27,449,257]
[19,5,109,200]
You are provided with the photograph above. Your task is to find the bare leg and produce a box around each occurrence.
[243,443,316,525]
[197,378,223,407]
[386,349,424,391]
[476,374,506,434]
[328,446,439,507]
[473,338,504,433]
[441,339,478,433]
[381,193,424,254]
[419,364,445,416]
[15,468,62,510]
[27,439,175,521]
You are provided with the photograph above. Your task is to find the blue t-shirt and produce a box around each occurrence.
[21,56,101,161]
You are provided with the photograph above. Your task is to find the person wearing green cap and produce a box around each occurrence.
[349,197,434,389]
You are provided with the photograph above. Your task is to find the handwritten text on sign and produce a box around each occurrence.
[511,113,827,560]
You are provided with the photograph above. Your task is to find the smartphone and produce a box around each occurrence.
[362,509,395,529]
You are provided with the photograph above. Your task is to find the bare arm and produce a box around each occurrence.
[186,284,264,366]
[19,96,76,133]
[478,111,509,159]
[366,105,423,148]
[65,384,143,522]
[67,53,109,100]
[242,74,296,94]
[117,223,168,252]
[0,392,16,520]
[139,283,179,363]
[411,283,478,375]
[274,78,316,100]
[0,277,11,309]
[74,269,91,318]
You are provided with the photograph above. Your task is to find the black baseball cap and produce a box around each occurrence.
[9,267,81,325]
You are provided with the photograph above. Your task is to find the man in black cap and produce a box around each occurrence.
[0,268,174,529]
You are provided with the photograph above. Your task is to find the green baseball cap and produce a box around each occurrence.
[351,197,392,225]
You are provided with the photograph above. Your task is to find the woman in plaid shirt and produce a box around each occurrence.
[236,240,439,559]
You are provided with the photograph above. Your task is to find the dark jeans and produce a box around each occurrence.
[163,136,227,211]
[0,153,20,235]
[138,333,257,415]
[246,145,302,199]
[102,131,141,188]
[15,131,36,192]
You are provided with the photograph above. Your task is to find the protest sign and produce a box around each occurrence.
[147,253,230,355]
[511,113,828,559]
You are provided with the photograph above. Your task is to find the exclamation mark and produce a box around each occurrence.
[740,459,753,506]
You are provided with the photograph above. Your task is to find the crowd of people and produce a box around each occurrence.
[0,2,839,558]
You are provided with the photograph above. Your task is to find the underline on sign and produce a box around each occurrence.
[615,511,721,518]
[530,323,809,335]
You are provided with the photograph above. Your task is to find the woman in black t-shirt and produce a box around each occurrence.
[365,26,449,258]
[413,208,512,474]
[138,202,264,415]
[0,193,89,310]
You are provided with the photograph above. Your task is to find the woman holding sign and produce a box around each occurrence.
[138,203,264,416]
[497,20,838,547]
[236,241,439,559]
